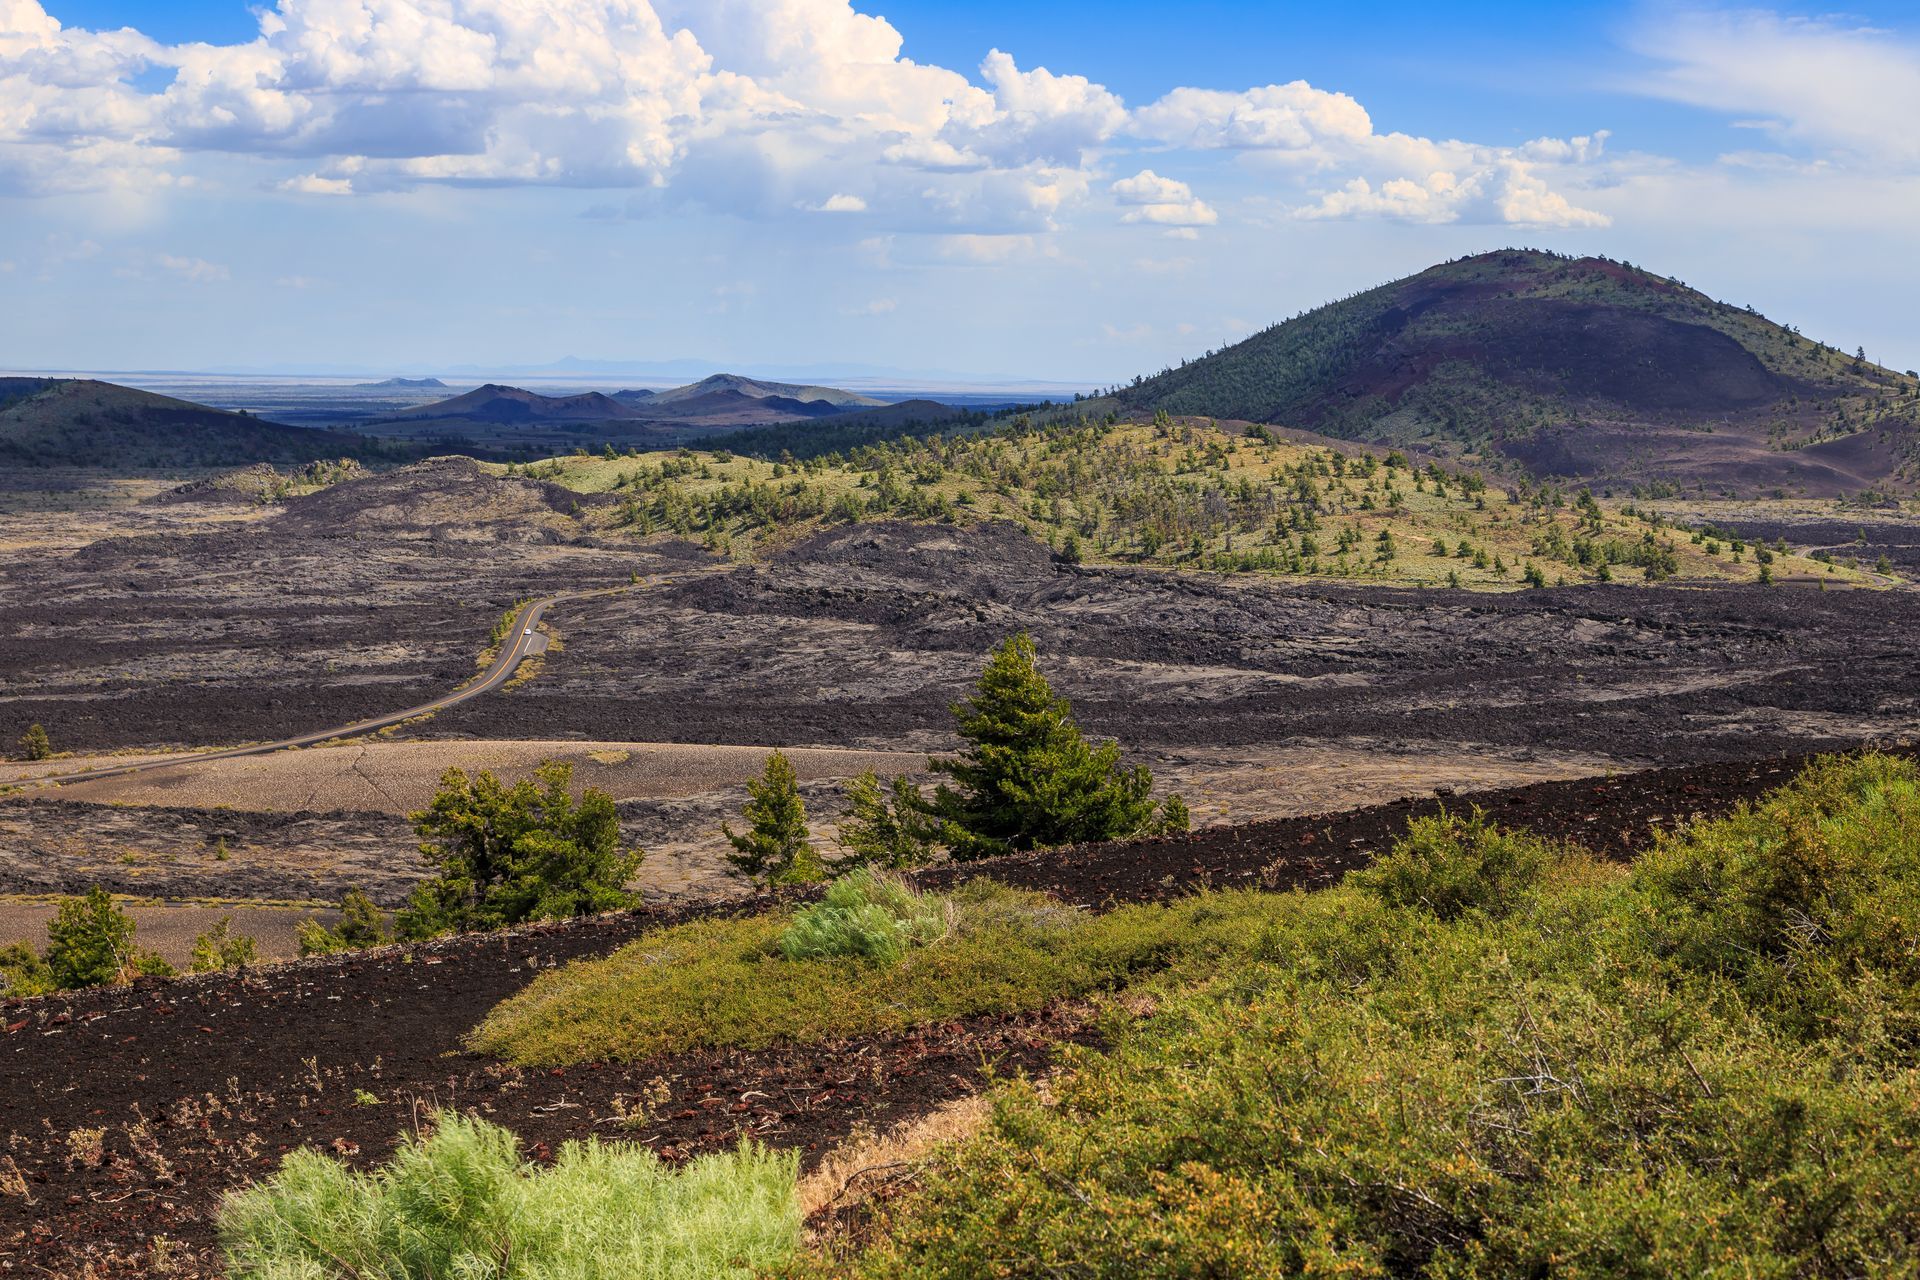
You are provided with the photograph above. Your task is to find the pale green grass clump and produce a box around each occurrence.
[778,868,951,964]
[219,1111,798,1280]
[472,881,1297,1066]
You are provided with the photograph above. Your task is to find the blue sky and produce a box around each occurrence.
[6,1,1920,382]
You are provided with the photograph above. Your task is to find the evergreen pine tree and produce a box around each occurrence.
[45,887,139,988]
[834,771,937,871]
[397,762,641,939]
[18,724,51,762]
[723,750,818,886]
[927,633,1181,860]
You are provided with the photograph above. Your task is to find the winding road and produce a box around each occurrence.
[16,589,608,790]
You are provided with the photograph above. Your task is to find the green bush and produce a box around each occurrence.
[298,888,392,956]
[189,916,260,974]
[1632,752,1920,1048]
[17,723,51,762]
[838,753,1920,1279]
[1351,809,1562,920]
[45,887,143,988]
[777,869,950,964]
[219,1110,798,1280]
[125,950,176,980]
[0,890,174,994]
[398,762,642,939]
[0,942,52,997]
[834,771,938,870]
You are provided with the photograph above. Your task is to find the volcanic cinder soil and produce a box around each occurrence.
[3,463,1919,943]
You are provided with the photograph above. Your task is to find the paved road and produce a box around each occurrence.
[18,590,611,790]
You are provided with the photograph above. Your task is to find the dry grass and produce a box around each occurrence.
[501,655,546,690]
[798,1093,995,1224]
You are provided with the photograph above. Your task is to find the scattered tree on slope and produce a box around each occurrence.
[925,633,1186,860]
[398,762,641,938]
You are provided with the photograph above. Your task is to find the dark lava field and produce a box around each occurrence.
[4,459,1920,1276]
[4,464,1917,770]
[430,519,1920,766]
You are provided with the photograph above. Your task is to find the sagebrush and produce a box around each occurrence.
[219,1110,798,1280]
[777,869,950,964]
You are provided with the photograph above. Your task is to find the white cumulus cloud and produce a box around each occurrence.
[1132,82,1373,151]
[1111,168,1217,226]
[1297,157,1610,229]
[0,0,1610,232]
[1130,80,1607,228]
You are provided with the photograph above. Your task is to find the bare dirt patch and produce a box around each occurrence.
[3,740,924,815]
[0,901,332,967]
[0,738,1615,924]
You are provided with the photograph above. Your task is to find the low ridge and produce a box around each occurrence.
[0,378,394,468]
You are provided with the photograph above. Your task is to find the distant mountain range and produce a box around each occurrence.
[0,378,393,468]
[383,372,895,430]
[357,377,448,390]
[1110,249,1920,495]
[0,369,974,469]
[20,256,1920,494]
[183,356,1087,391]
[641,374,885,409]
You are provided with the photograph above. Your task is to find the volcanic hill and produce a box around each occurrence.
[644,373,885,409]
[1111,249,1920,495]
[385,384,650,425]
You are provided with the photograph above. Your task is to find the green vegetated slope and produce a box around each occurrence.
[465,754,1920,1277]
[838,755,1920,1278]
[524,416,1862,588]
[149,458,369,505]
[473,879,1286,1066]
[0,378,398,468]
[1099,249,1920,494]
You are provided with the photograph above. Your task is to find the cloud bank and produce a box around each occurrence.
[0,0,1610,231]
